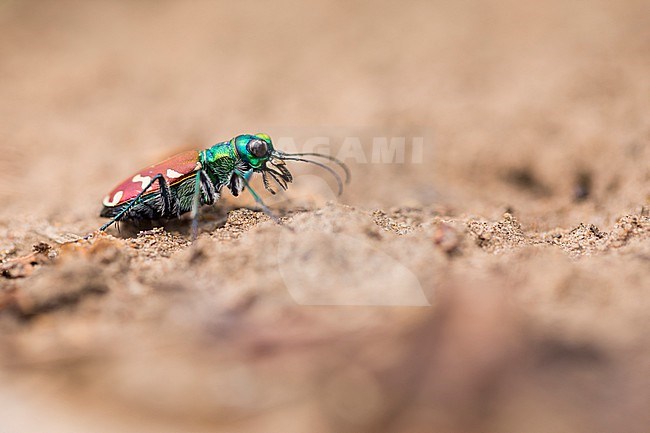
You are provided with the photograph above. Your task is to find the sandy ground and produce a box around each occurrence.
[1,1,649,432]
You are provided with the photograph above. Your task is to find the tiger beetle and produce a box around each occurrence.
[97,133,350,239]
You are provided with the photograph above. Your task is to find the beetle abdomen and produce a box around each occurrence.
[102,150,201,208]
[100,175,220,221]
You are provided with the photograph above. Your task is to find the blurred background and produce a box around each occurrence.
[1,1,649,432]
[1,0,648,222]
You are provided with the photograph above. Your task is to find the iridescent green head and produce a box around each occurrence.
[225,132,350,197]
[232,133,274,169]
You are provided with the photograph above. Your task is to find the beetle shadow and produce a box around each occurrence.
[105,200,301,239]
[107,206,233,239]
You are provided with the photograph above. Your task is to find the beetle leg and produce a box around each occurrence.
[157,175,178,216]
[199,170,218,204]
[190,170,219,241]
[233,169,288,228]
[190,170,202,241]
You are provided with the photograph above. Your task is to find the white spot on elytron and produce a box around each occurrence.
[166,168,183,179]
[132,174,152,190]
[103,190,124,207]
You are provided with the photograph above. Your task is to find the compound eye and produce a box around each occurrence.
[248,139,268,158]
